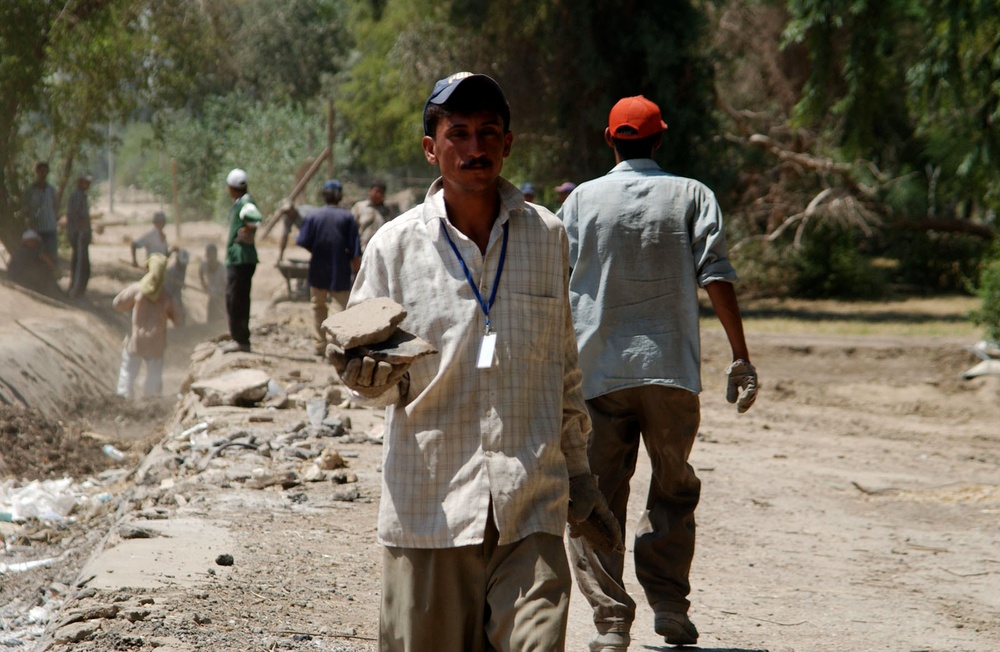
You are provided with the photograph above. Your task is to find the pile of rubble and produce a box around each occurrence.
[3,301,387,651]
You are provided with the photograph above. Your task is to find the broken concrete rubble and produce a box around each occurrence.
[190,369,271,406]
[322,297,407,349]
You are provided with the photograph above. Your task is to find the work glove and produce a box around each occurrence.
[567,474,624,553]
[725,359,758,413]
[327,345,410,400]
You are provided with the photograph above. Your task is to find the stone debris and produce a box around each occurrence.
[54,621,98,644]
[356,328,438,364]
[5,302,383,651]
[118,524,162,540]
[190,369,271,406]
[321,297,407,349]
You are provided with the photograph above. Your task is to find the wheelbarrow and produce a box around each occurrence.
[277,258,310,301]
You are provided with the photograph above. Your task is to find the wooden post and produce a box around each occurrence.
[172,158,180,241]
[257,146,331,238]
[327,99,335,180]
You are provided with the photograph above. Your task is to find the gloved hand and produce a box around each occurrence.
[567,474,624,553]
[327,345,410,399]
[726,359,758,413]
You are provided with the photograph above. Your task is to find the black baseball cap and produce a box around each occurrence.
[422,72,510,136]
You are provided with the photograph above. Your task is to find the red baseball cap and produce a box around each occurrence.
[608,95,668,139]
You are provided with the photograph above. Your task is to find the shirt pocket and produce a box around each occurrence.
[501,292,563,364]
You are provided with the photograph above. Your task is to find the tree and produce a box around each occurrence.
[0,0,214,252]
[335,0,721,194]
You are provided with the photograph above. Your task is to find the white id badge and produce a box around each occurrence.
[477,332,497,369]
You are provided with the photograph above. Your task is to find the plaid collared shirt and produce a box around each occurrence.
[349,177,591,548]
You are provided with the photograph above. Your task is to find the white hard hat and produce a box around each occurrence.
[226,168,248,188]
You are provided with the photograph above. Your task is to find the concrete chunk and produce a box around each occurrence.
[190,369,271,406]
[357,329,437,364]
[322,297,407,349]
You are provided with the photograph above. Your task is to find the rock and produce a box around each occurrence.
[300,464,325,482]
[124,608,151,622]
[215,553,234,566]
[316,448,346,470]
[55,621,99,643]
[190,369,271,406]
[331,485,360,502]
[119,524,162,539]
[322,297,407,349]
[58,604,119,627]
[356,328,437,364]
[330,469,358,484]
[245,472,300,490]
[306,397,327,427]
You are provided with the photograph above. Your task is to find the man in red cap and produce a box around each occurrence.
[559,95,758,650]
[333,71,619,651]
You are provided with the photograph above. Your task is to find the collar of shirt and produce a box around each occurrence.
[418,176,527,246]
[609,158,662,175]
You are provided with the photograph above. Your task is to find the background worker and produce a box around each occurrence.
[131,211,171,268]
[199,243,227,323]
[22,161,59,261]
[113,253,183,400]
[350,179,395,253]
[559,95,758,651]
[7,229,59,297]
[296,179,360,355]
[555,180,576,204]
[65,173,94,298]
[222,168,262,353]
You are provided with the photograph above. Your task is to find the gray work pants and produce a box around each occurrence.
[567,385,701,634]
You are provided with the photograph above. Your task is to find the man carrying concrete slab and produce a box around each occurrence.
[329,72,620,652]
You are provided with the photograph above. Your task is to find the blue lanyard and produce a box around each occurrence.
[441,219,509,334]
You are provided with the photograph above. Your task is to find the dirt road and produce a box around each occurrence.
[1,212,997,651]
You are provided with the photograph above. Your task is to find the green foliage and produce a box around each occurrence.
[729,240,797,299]
[909,1,1000,213]
[972,244,1000,342]
[220,0,350,103]
[791,223,886,299]
[336,0,722,188]
[888,230,988,293]
[146,95,328,220]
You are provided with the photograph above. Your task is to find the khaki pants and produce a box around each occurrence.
[567,385,701,634]
[310,287,350,354]
[380,516,571,652]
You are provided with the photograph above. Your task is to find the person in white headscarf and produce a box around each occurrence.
[112,253,183,399]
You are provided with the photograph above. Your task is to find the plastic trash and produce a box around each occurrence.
[7,479,78,521]
[28,606,49,623]
[178,422,209,440]
[0,558,57,574]
[265,379,284,400]
[102,444,127,461]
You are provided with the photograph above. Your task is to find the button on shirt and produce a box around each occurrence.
[349,177,591,549]
[559,158,738,399]
[296,205,360,292]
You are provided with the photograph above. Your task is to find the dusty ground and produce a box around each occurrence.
[1,200,998,651]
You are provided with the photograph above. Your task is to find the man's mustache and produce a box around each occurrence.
[460,157,492,170]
